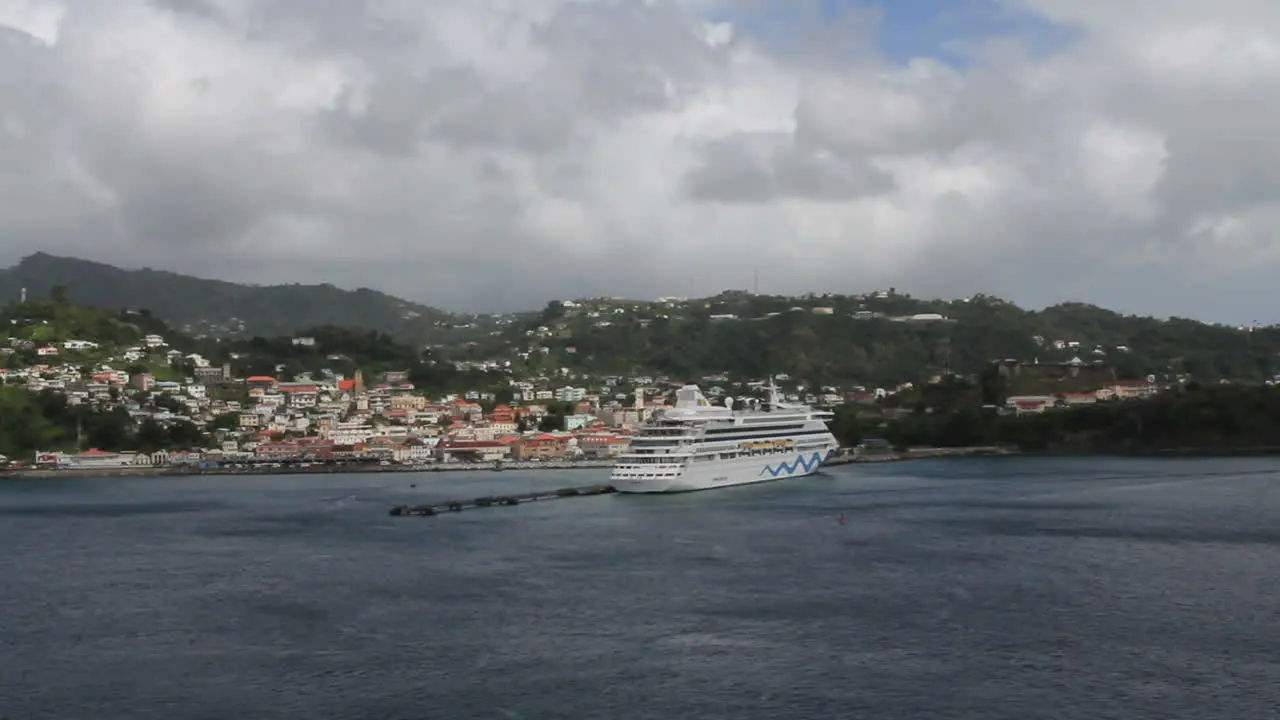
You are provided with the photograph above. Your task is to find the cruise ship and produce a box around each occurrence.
[610,380,839,493]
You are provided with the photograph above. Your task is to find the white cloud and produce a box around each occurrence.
[1076,121,1166,222]
[0,0,1277,320]
[0,0,63,45]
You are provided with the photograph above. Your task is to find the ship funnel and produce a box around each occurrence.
[674,384,710,408]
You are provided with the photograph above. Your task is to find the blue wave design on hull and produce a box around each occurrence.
[759,451,828,478]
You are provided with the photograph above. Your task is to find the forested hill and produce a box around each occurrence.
[4,254,1275,390]
[483,291,1280,387]
[0,298,504,398]
[0,253,485,345]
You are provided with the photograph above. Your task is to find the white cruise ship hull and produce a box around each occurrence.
[612,446,838,494]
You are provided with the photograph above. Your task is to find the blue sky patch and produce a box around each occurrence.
[715,0,1078,66]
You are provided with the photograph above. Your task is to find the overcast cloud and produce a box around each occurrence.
[1,0,1278,320]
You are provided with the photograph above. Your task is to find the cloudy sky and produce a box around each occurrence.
[0,0,1276,320]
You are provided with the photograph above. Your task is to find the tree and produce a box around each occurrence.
[209,412,240,431]
[135,417,170,452]
[82,407,133,451]
[152,394,185,413]
[828,405,860,446]
[167,421,206,448]
[538,411,563,432]
[538,300,565,324]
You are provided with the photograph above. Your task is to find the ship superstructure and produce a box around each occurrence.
[610,380,839,493]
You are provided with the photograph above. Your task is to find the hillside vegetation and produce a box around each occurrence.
[0,253,489,345]
[2,297,151,351]
[0,386,203,458]
[5,255,1278,393]
[486,291,1280,388]
[831,383,1280,453]
[201,326,505,396]
[1,296,507,397]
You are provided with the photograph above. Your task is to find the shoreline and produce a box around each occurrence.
[9,445,1266,479]
[1,459,614,479]
[0,447,982,479]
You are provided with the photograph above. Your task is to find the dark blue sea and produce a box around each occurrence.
[2,458,1279,719]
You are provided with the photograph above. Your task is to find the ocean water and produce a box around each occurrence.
[2,458,1279,719]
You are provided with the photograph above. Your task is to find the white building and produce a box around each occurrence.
[554,386,586,402]
[36,449,136,469]
[328,422,375,444]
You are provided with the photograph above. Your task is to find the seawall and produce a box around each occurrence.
[2,459,614,479]
[1,446,1016,480]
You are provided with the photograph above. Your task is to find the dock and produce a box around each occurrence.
[389,483,617,517]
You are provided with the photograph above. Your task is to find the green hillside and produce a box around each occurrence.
[482,291,1280,387]
[4,254,1277,392]
[0,253,487,345]
[837,383,1280,452]
[0,296,506,397]
[2,297,149,349]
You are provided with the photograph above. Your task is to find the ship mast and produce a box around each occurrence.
[765,376,782,410]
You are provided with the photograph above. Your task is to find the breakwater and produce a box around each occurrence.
[846,445,1014,463]
[389,483,618,517]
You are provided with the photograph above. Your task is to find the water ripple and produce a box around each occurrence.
[1,457,1278,719]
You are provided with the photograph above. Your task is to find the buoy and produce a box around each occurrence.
[837,512,847,525]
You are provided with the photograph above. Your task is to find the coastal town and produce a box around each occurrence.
[2,338,831,470]
[0,316,1176,472]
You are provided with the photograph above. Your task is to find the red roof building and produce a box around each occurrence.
[490,404,516,423]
